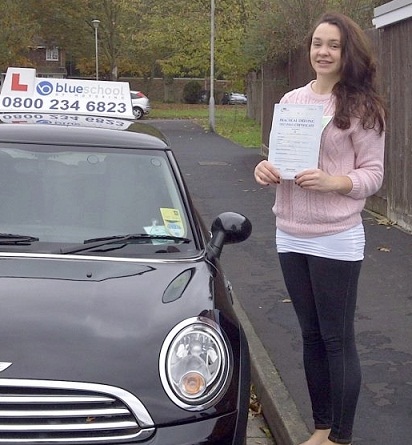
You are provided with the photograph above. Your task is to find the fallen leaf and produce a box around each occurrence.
[249,385,262,416]
[249,400,262,415]
[376,217,396,226]
[260,426,273,438]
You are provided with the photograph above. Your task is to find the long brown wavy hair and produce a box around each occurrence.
[306,12,386,135]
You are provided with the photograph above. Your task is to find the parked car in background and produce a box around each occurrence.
[221,92,247,105]
[0,68,252,445]
[130,90,151,119]
[199,89,210,104]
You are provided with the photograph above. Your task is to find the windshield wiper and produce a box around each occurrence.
[0,233,40,245]
[58,233,191,255]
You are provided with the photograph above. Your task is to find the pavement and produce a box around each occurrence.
[149,119,412,445]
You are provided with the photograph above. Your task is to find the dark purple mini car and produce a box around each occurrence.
[0,111,251,445]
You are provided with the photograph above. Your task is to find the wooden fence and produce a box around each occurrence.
[247,17,412,231]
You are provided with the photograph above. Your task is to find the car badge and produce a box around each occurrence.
[0,362,12,372]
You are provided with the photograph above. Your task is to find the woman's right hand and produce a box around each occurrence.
[254,160,281,185]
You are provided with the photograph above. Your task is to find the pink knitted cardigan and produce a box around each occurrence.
[272,82,385,237]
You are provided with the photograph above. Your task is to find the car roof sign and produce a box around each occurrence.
[0,112,135,130]
[0,67,135,120]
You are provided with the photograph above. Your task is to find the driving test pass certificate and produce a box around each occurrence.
[268,103,324,180]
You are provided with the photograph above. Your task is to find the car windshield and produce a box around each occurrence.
[0,144,195,256]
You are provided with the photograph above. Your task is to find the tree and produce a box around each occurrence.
[83,0,144,80]
[243,0,391,67]
[136,0,254,81]
[0,0,390,83]
[24,0,142,80]
[0,0,38,71]
[24,0,96,76]
[0,0,257,83]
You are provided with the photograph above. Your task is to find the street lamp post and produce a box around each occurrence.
[92,19,100,80]
[209,0,215,132]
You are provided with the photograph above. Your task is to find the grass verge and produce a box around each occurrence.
[147,102,261,148]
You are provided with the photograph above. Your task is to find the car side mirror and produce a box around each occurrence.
[207,212,252,261]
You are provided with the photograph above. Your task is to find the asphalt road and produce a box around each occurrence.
[149,118,412,445]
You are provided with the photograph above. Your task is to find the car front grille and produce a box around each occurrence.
[0,379,155,444]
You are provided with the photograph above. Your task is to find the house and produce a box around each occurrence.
[1,41,67,89]
[27,42,67,78]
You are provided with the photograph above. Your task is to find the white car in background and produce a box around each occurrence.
[221,92,247,105]
[130,90,151,119]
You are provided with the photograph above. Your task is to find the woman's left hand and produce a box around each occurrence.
[294,169,353,194]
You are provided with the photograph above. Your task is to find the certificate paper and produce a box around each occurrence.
[268,104,324,180]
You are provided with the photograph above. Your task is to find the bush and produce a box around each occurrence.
[183,81,202,104]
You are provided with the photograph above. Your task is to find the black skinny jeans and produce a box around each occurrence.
[278,252,362,444]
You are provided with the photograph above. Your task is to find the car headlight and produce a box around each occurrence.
[159,317,231,411]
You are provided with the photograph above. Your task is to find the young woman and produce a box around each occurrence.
[254,12,386,445]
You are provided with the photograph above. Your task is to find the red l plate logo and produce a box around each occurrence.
[11,73,28,91]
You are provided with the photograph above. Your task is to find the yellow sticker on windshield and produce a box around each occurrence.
[160,208,185,237]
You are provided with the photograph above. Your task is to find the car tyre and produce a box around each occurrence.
[133,107,144,119]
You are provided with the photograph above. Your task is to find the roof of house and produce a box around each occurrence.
[373,0,412,28]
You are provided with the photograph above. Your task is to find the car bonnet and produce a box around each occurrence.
[0,256,219,418]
